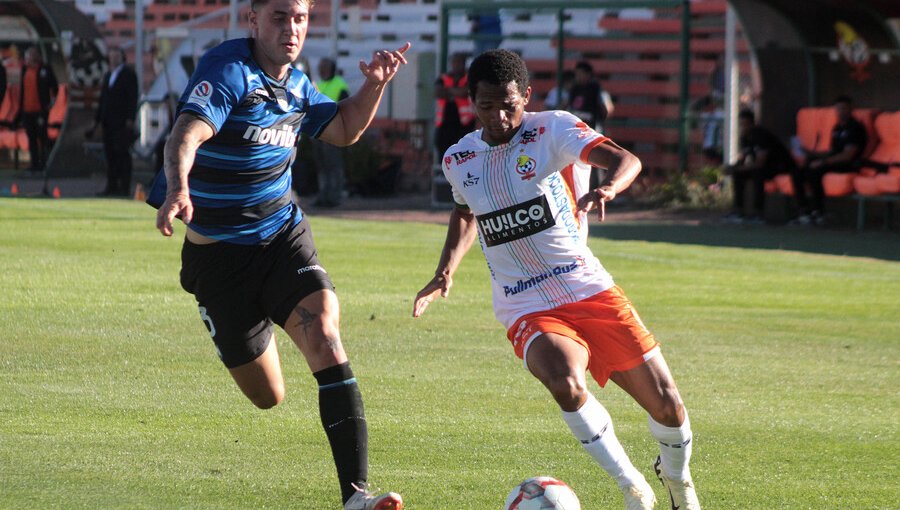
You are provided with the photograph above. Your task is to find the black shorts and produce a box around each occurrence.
[179,216,335,368]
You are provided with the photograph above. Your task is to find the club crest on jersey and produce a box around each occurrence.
[476,195,555,247]
[463,172,480,187]
[243,124,297,148]
[515,154,537,180]
[187,80,213,108]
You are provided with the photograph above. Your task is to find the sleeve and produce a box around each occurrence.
[125,68,139,121]
[550,110,609,166]
[178,55,245,134]
[440,147,468,207]
[297,73,338,138]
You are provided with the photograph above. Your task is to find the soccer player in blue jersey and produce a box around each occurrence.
[151,1,408,508]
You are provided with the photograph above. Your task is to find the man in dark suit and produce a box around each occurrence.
[88,47,138,196]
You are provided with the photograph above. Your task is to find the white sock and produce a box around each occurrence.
[648,413,693,482]
[561,393,646,488]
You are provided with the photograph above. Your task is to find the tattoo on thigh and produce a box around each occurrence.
[293,306,318,338]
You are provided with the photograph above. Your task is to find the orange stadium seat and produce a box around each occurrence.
[48,85,68,141]
[853,111,900,196]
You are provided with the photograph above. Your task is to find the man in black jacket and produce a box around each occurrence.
[790,95,867,226]
[18,46,58,173]
[89,47,138,196]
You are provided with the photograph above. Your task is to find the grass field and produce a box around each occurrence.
[1,197,897,509]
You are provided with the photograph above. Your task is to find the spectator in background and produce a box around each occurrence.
[543,69,573,110]
[790,95,867,226]
[88,47,139,196]
[567,61,612,188]
[567,61,604,130]
[0,55,7,114]
[471,9,503,56]
[312,57,350,207]
[434,52,475,159]
[722,110,796,225]
[18,46,57,173]
[698,97,724,166]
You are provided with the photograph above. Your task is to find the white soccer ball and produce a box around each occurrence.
[504,476,581,510]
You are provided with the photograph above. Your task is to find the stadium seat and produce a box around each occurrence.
[48,84,68,141]
[875,169,900,194]
[773,173,794,196]
[823,172,856,197]
[853,174,881,196]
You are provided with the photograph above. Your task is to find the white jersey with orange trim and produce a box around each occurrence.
[442,110,617,328]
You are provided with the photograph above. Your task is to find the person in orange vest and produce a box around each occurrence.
[311,57,350,208]
[434,52,475,160]
[18,46,58,173]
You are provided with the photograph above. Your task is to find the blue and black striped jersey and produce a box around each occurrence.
[150,38,337,245]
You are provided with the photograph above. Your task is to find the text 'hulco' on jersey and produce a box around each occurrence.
[476,195,556,247]
[243,124,297,148]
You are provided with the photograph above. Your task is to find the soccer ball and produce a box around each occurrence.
[504,476,581,510]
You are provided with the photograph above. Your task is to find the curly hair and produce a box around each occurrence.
[467,49,530,100]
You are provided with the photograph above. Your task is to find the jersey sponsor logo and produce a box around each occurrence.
[243,124,298,148]
[444,155,453,171]
[463,172,480,187]
[452,150,477,165]
[520,127,544,145]
[515,154,537,180]
[547,172,579,238]
[187,80,213,108]
[502,260,581,297]
[476,195,555,247]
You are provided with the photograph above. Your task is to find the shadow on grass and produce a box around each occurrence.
[590,222,900,262]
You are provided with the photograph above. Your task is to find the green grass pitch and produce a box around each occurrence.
[0,198,897,509]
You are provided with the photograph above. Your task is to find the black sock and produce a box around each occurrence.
[313,362,368,504]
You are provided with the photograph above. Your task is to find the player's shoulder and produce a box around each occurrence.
[534,109,587,127]
[192,39,256,91]
[441,132,483,174]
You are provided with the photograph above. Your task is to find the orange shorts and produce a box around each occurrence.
[506,285,660,387]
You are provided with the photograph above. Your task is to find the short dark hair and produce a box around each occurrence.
[834,94,852,105]
[467,49,529,99]
[738,109,755,123]
[574,60,593,74]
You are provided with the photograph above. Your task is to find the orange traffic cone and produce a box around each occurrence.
[133,182,146,201]
[10,183,18,195]
[52,186,61,199]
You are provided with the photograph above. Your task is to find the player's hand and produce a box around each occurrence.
[359,42,411,85]
[412,273,452,318]
[576,186,617,222]
[156,191,193,237]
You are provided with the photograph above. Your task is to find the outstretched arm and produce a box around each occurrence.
[412,206,478,318]
[318,42,411,147]
[576,139,642,221]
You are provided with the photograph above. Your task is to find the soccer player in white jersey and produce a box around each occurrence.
[413,50,700,510]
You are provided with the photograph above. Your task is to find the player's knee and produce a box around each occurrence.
[307,318,344,361]
[247,384,285,410]
[547,375,588,410]
[649,397,685,427]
